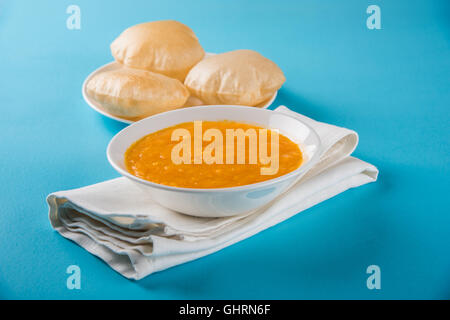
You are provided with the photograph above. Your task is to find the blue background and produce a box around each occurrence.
[0,0,448,299]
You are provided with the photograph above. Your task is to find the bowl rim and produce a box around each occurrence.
[107,105,322,193]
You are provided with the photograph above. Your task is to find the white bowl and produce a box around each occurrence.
[82,54,277,124]
[107,106,322,217]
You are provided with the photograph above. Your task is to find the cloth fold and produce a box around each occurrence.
[47,106,378,280]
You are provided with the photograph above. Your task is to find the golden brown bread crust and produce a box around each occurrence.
[184,49,285,106]
[86,67,190,120]
[110,20,205,82]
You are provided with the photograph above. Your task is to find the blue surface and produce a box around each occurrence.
[0,0,449,299]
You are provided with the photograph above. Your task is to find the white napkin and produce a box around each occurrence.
[47,106,378,280]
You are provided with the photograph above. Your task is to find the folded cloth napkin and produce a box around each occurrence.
[48,106,378,280]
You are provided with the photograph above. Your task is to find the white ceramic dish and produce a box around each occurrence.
[82,53,277,124]
[107,106,322,218]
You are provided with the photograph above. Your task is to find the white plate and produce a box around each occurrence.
[82,54,278,124]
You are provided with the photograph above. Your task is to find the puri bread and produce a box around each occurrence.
[86,67,190,120]
[184,49,285,106]
[110,20,205,81]
[183,96,204,107]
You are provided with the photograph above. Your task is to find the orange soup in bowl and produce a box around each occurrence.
[125,120,302,188]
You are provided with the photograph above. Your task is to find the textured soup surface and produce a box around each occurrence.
[125,121,302,188]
